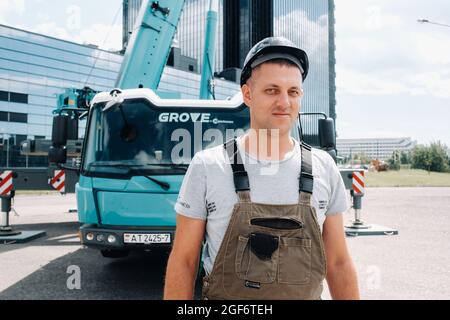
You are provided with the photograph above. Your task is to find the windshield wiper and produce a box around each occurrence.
[87,163,178,191]
[88,163,145,168]
[146,163,189,171]
[88,162,188,171]
[142,176,170,191]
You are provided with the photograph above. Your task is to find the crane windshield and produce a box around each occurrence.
[82,99,250,177]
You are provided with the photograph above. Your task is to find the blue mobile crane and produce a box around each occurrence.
[22,0,395,257]
[51,0,262,258]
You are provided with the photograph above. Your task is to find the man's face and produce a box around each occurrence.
[241,62,303,136]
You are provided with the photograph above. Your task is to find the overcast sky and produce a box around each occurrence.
[1,0,449,146]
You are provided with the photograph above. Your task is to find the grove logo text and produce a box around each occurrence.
[159,113,211,123]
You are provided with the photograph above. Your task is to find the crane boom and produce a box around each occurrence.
[116,0,186,90]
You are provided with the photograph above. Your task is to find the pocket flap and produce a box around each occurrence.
[250,233,279,261]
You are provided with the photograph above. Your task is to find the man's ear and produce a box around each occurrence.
[241,84,252,108]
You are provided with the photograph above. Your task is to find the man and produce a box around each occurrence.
[164,37,359,300]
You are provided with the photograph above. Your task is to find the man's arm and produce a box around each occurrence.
[323,213,360,300]
[164,214,206,300]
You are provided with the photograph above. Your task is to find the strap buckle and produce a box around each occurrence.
[300,172,314,180]
[234,171,250,191]
[299,171,314,194]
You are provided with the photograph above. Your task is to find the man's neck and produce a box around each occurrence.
[243,129,294,161]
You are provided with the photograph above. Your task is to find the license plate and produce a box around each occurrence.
[123,233,171,244]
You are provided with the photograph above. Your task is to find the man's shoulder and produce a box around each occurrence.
[310,147,336,170]
[192,143,228,165]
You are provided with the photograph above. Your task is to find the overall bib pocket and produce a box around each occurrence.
[250,218,303,230]
[235,235,278,284]
[278,237,312,284]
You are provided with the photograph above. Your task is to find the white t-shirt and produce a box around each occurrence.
[175,136,350,275]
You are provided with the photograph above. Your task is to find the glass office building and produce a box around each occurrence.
[176,0,224,73]
[223,0,273,69]
[0,24,238,168]
[123,0,224,73]
[123,0,144,49]
[226,0,337,145]
[273,0,337,144]
[0,24,122,167]
[125,0,337,144]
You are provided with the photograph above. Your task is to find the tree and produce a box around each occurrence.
[429,141,449,173]
[412,145,432,173]
[388,150,401,171]
[411,141,450,173]
[400,151,411,164]
[353,153,370,164]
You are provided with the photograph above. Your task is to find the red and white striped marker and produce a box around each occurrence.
[352,171,365,195]
[0,170,13,196]
[49,170,65,193]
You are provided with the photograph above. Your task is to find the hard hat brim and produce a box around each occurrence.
[250,52,305,75]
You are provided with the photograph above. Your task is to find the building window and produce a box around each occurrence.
[15,134,28,146]
[9,112,28,123]
[0,111,8,121]
[9,92,28,104]
[0,90,29,104]
[0,91,8,102]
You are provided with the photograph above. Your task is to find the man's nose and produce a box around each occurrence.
[275,92,291,109]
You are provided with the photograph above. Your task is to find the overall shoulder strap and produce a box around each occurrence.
[299,142,314,194]
[224,139,250,192]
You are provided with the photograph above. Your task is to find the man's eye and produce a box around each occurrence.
[291,90,304,97]
[266,89,277,94]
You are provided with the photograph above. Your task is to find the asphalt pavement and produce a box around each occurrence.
[0,188,449,300]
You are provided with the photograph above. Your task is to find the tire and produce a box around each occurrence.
[100,249,130,258]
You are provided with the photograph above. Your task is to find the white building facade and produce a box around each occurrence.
[337,137,417,161]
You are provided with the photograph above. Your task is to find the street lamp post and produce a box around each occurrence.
[417,18,450,28]
[4,134,10,168]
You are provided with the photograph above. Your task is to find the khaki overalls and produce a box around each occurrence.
[202,139,327,300]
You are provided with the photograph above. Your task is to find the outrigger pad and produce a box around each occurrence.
[0,230,46,244]
[250,233,279,261]
[345,224,398,237]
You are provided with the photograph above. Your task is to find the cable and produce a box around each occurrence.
[84,3,122,87]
